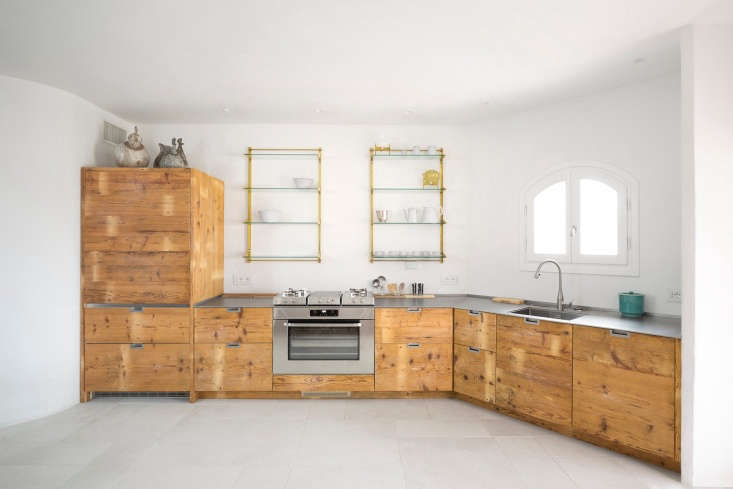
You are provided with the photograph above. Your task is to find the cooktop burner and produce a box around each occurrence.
[272,289,375,306]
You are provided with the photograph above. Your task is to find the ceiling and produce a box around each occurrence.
[0,0,717,124]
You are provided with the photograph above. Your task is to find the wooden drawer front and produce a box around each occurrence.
[496,318,573,428]
[375,343,452,392]
[83,169,191,252]
[83,251,190,304]
[376,308,453,344]
[194,308,272,344]
[85,344,191,391]
[85,307,190,343]
[273,375,374,392]
[454,309,496,351]
[453,345,495,403]
[573,326,676,458]
[195,344,272,392]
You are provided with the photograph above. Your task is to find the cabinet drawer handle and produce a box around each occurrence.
[130,343,144,349]
[226,307,241,313]
[226,342,241,348]
[407,343,421,348]
[468,346,480,353]
[130,306,144,312]
[468,310,481,317]
[610,330,631,338]
[407,308,422,313]
[523,317,539,325]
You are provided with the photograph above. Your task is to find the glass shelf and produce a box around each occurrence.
[244,255,320,260]
[374,221,446,225]
[372,187,445,191]
[371,254,446,261]
[244,221,319,224]
[242,186,319,191]
[247,153,320,157]
[373,153,443,158]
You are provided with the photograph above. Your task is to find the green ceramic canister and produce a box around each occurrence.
[619,291,644,318]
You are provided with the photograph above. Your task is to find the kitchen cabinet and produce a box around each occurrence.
[195,343,272,391]
[194,307,273,392]
[496,315,573,430]
[375,308,453,391]
[81,168,224,305]
[453,310,496,403]
[573,325,676,462]
[85,307,190,344]
[85,343,191,391]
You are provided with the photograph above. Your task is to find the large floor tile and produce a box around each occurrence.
[286,460,406,489]
[483,417,554,437]
[232,463,291,489]
[344,399,430,420]
[111,464,242,489]
[425,398,506,420]
[496,437,578,489]
[192,399,309,421]
[396,418,493,438]
[0,437,112,466]
[0,465,83,489]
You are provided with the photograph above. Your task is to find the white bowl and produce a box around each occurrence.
[293,177,314,188]
[258,209,282,222]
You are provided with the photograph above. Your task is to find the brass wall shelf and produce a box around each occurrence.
[369,145,445,263]
[244,147,322,263]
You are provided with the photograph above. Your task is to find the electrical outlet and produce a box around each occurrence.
[232,273,251,287]
[667,288,681,303]
[441,275,458,285]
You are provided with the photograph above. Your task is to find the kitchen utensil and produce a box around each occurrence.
[399,282,405,295]
[411,283,417,294]
[619,291,645,318]
[258,209,282,222]
[371,278,381,289]
[403,208,420,223]
[417,283,424,295]
[421,207,440,223]
[375,209,390,223]
[387,283,398,295]
[293,177,314,188]
[377,276,386,289]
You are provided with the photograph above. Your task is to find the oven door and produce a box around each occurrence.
[273,319,374,374]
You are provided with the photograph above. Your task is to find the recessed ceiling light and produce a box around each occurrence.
[314,108,322,113]
[404,108,415,115]
[223,107,230,113]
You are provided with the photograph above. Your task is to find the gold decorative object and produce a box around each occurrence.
[422,169,440,187]
[243,147,322,262]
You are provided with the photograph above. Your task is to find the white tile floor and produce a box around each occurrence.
[0,398,683,489]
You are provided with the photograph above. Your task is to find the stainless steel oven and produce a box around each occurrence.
[273,302,374,375]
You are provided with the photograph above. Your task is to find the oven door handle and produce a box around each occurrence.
[284,322,362,328]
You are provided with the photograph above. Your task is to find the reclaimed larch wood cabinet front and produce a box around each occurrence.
[453,309,496,403]
[573,325,677,467]
[375,308,453,392]
[81,168,224,399]
[194,307,273,392]
[496,315,573,431]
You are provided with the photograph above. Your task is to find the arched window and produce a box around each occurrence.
[520,164,639,276]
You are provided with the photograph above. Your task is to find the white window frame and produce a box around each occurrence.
[520,163,639,276]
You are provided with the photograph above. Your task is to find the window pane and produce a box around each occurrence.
[533,181,566,255]
[579,179,618,255]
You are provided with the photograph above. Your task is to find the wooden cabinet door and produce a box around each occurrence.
[83,250,190,304]
[82,168,191,252]
[453,344,495,402]
[375,343,452,391]
[85,307,190,343]
[454,309,496,351]
[376,308,453,344]
[194,308,272,344]
[496,315,573,429]
[85,343,191,391]
[573,326,676,459]
[195,343,272,392]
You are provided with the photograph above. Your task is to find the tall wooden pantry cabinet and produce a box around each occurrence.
[80,168,224,401]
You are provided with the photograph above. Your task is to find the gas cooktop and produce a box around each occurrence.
[272,289,374,306]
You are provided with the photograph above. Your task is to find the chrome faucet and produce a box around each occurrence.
[534,260,564,311]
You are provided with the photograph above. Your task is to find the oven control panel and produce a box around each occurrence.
[310,309,339,317]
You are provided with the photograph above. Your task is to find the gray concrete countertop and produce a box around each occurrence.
[195,296,274,308]
[195,294,681,339]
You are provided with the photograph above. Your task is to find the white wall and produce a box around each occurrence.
[467,75,681,315]
[0,75,130,427]
[681,23,733,488]
[140,123,472,294]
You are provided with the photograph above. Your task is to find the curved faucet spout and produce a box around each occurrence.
[534,260,564,311]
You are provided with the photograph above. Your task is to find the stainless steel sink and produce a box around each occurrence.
[509,306,584,321]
